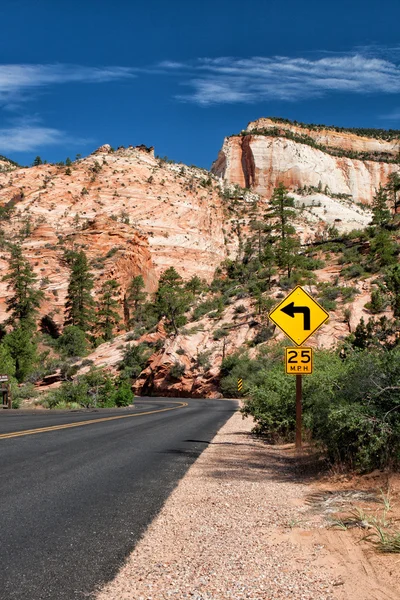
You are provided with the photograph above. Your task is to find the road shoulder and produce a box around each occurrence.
[97,407,399,600]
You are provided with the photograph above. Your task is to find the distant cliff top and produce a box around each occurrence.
[245,117,400,142]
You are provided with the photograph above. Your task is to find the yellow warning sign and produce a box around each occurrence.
[269,286,329,346]
[285,347,313,375]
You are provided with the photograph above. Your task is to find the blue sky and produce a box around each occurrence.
[1,0,400,168]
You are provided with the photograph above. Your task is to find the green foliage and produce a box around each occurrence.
[219,351,267,398]
[371,186,392,228]
[385,265,400,317]
[118,342,152,380]
[57,325,88,358]
[192,297,221,321]
[365,288,388,314]
[96,279,120,341]
[112,380,134,406]
[197,350,211,370]
[32,156,43,166]
[154,267,193,334]
[4,327,39,382]
[43,367,134,409]
[2,244,44,329]
[0,343,16,379]
[125,275,146,326]
[64,250,95,332]
[169,362,185,379]
[303,349,400,471]
[240,344,400,471]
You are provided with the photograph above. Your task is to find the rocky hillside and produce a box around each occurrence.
[0,120,398,402]
[211,117,400,203]
[0,144,235,328]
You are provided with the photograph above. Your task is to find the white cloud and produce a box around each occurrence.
[0,64,135,105]
[158,54,400,105]
[0,125,88,152]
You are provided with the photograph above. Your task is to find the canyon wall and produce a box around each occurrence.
[212,118,400,203]
[0,145,233,325]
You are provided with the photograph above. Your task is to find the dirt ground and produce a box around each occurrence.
[96,405,400,600]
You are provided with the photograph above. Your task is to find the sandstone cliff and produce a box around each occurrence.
[0,145,234,327]
[211,118,400,203]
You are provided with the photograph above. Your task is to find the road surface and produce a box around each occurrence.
[0,398,237,600]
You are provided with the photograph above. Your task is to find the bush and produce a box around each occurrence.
[169,362,185,379]
[112,381,134,407]
[57,326,87,358]
[192,298,220,321]
[241,347,400,472]
[118,343,152,380]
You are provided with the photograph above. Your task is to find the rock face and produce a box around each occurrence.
[0,145,234,326]
[211,118,400,203]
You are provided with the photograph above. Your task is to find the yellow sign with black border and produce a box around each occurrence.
[285,347,313,375]
[269,286,329,346]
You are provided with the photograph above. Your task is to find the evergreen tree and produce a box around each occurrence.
[264,183,296,241]
[185,275,204,295]
[4,327,39,382]
[65,157,72,167]
[125,275,146,326]
[276,236,301,278]
[386,172,400,212]
[385,264,400,317]
[64,250,95,331]
[264,183,300,278]
[371,186,391,228]
[154,267,193,334]
[32,156,43,167]
[96,279,121,341]
[2,244,44,329]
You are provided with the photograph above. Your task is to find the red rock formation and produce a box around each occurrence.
[212,118,400,203]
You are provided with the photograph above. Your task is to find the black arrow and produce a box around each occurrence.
[281,302,311,330]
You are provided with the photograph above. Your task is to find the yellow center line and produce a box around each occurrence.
[0,401,188,440]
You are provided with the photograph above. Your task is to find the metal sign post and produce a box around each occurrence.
[296,374,302,449]
[269,286,330,450]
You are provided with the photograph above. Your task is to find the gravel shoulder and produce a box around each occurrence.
[96,405,399,600]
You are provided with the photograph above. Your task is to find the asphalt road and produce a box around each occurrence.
[0,398,238,600]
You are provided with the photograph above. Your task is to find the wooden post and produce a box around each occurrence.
[296,374,302,449]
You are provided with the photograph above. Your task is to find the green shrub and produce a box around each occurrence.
[112,381,134,407]
[118,343,152,380]
[169,362,185,379]
[57,326,88,358]
[241,347,400,472]
[192,298,220,321]
[365,288,388,314]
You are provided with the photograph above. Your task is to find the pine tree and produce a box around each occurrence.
[32,156,43,166]
[4,327,39,382]
[276,236,301,278]
[125,275,146,326]
[386,172,400,212]
[155,267,193,334]
[265,183,300,278]
[264,183,296,241]
[96,279,121,341]
[371,185,391,227]
[2,244,44,329]
[385,264,400,317]
[64,250,95,332]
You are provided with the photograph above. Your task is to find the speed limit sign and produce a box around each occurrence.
[285,348,313,375]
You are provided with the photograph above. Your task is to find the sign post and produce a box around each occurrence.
[269,286,329,449]
[0,375,11,409]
